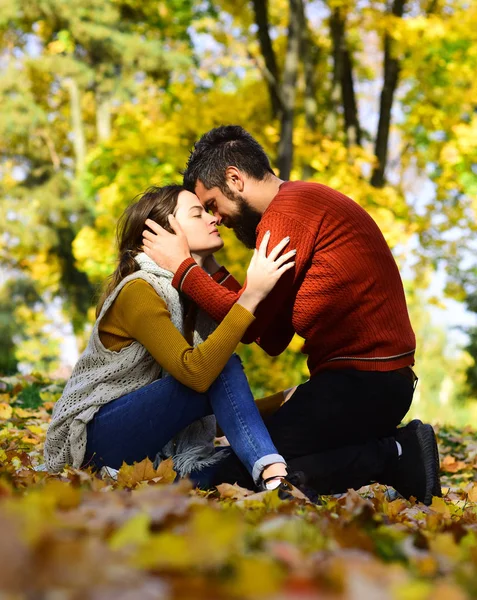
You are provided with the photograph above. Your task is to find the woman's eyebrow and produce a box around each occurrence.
[188,206,203,213]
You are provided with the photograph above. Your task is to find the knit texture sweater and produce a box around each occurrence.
[173,181,416,376]
[44,255,254,473]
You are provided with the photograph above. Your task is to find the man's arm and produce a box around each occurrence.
[173,212,315,344]
[211,266,243,293]
[255,295,296,355]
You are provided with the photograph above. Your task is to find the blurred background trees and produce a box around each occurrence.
[0,0,476,421]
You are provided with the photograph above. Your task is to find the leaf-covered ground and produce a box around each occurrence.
[1,375,476,599]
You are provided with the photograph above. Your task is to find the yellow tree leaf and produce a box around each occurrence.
[0,403,13,420]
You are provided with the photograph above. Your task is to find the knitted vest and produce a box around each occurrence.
[44,253,222,475]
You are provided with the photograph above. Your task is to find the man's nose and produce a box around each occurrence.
[213,211,222,225]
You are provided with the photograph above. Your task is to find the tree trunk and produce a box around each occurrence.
[251,0,282,119]
[328,8,361,146]
[276,0,301,180]
[64,78,86,175]
[341,48,361,146]
[96,94,112,142]
[297,0,319,179]
[370,0,407,188]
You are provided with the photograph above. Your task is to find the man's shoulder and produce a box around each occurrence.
[267,180,356,221]
[278,180,351,201]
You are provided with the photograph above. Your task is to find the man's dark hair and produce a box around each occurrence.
[183,125,275,192]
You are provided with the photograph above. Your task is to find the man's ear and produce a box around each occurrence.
[225,166,245,192]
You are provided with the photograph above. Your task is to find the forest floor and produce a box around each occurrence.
[0,373,476,599]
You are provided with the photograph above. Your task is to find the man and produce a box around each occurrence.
[142,125,441,504]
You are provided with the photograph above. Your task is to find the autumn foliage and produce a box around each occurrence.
[0,374,476,599]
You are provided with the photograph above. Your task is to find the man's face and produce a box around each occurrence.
[194,180,262,249]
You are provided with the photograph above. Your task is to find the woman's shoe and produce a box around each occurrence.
[259,470,321,503]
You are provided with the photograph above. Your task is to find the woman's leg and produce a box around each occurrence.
[84,354,286,486]
[83,376,211,470]
[207,354,286,485]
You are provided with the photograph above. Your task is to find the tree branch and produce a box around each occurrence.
[247,49,284,110]
[370,0,407,188]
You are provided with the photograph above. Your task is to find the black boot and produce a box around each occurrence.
[386,419,442,505]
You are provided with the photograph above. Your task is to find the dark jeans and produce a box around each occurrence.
[195,368,414,494]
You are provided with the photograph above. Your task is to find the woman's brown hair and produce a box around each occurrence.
[96,185,183,316]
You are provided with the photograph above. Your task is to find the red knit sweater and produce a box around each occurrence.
[172,181,416,377]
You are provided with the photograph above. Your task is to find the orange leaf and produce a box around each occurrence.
[117,457,176,488]
[440,455,466,473]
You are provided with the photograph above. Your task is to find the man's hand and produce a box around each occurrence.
[142,215,191,273]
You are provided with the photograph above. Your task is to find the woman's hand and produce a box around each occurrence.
[238,231,296,314]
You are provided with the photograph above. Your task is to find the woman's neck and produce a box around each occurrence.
[191,252,205,268]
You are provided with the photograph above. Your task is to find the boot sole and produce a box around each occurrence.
[409,419,442,505]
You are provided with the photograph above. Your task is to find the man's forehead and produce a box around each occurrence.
[194,180,216,203]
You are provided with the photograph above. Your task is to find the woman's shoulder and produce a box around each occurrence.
[116,277,168,309]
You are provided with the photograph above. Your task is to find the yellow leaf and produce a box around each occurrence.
[42,480,82,510]
[26,425,44,436]
[133,532,193,569]
[385,498,408,518]
[192,506,243,554]
[13,408,35,419]
[0,403,13,420]
[467,484,477,503]
[117,457,176,488]
[152,458,176,485]
[230,556,282,598]
[21,436,40,445]
[430,497,451,517]
[109,512,151,551]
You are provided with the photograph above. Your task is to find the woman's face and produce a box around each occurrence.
[174,190,224,255]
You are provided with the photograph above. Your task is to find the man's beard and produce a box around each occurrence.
[222,190,262,249]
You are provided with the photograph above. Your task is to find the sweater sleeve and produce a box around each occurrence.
[172,212,315,353]
[115,280,255,393]
[212,266,243,292]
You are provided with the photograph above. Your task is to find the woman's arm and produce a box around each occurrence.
[112,279,255,394]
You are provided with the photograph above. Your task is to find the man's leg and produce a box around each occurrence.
[262,368,441,504]
[202,369,411,493]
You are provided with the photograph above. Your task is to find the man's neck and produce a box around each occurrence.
[252,174,285,214]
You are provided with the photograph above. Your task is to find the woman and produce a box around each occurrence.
[44,185,297,491]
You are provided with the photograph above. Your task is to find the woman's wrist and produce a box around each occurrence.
[237,289,263,314]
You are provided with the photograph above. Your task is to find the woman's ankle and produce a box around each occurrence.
[262,463,287,482]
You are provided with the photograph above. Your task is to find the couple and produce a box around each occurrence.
[45,125,442,504]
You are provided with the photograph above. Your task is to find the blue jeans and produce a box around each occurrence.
[83,354,285,484]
